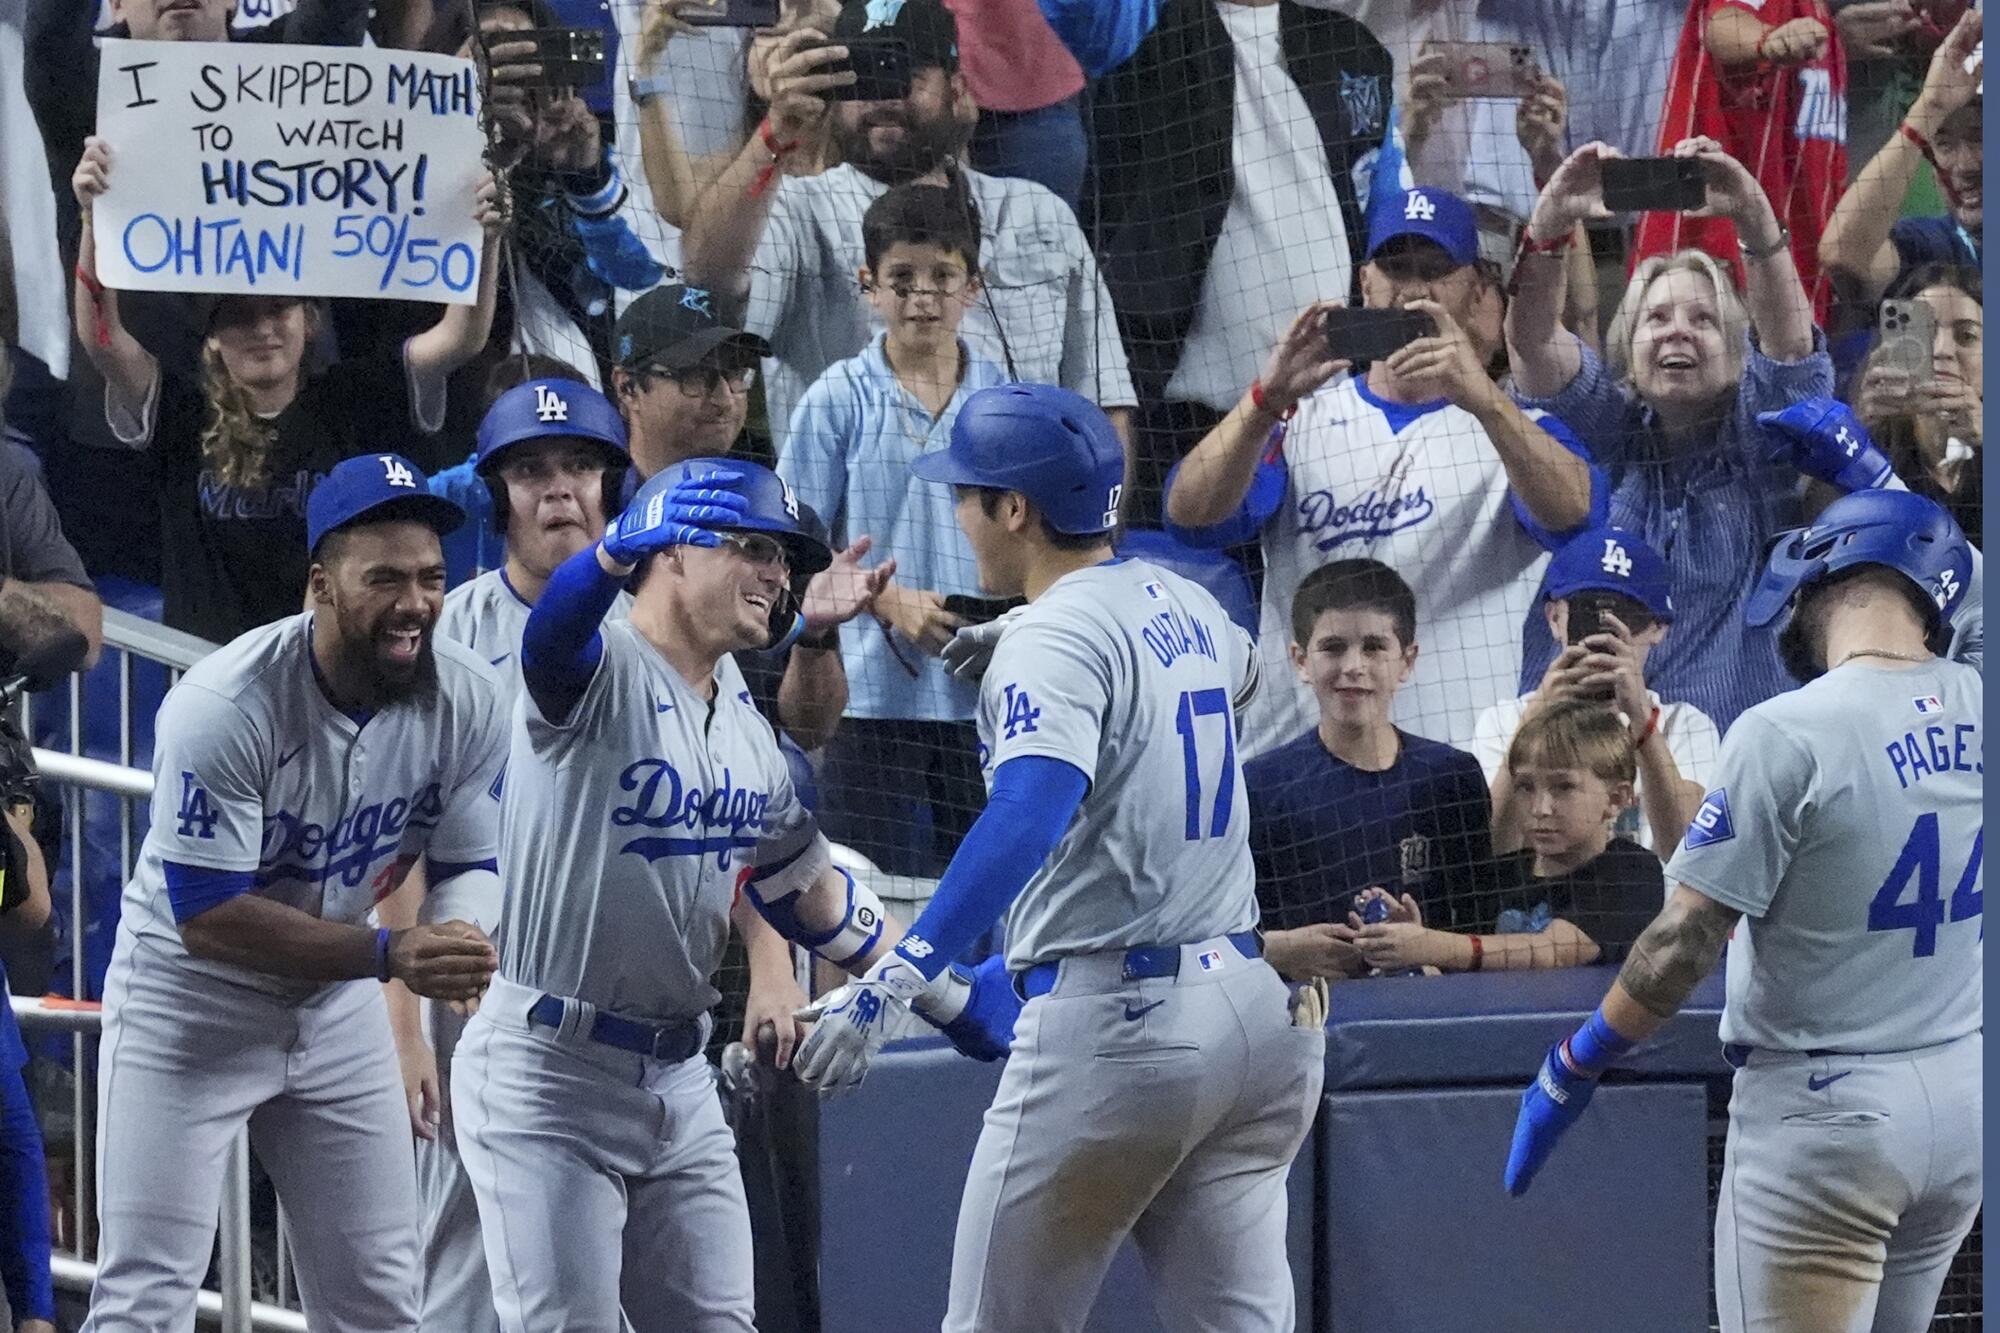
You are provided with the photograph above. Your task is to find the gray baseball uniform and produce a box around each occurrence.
[83,613,507,1333]
[1667,658,1982,1333]
[451,618,793,1333]
[947,559,1324,1333]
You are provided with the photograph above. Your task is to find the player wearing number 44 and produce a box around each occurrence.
[69,135,507,645]
[1505,489,1981,1333]
[81,455,509,1331]
[794,384,1325,1332]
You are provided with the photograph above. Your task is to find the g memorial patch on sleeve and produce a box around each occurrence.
[1684,789,1735,849]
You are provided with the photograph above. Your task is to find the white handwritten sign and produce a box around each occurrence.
[93,40,486,303]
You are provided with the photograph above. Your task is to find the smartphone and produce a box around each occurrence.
[1877,299,1939,377]
[942,594,1024,624]
[1600,157,1708,213]
[493,28,607,88]
[681,0,780,26]
[1430,40,1541,100]
[1565,590,1625,646]
[820,35,913,103]
[1323,307,1435,364]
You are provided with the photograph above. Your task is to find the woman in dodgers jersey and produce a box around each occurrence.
[793,385,1326,1333]
[1504,489,1980,1333]
[83,455,508,1332]
[450,459,1014,1333]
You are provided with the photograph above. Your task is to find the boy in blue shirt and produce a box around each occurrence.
[1246,558,1493,981]
[779,184,1011,876]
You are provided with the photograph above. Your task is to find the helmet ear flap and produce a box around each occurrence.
[483,473,510,539]
[602,466,631,523]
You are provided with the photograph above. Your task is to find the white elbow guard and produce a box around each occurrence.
[743,836,886,968]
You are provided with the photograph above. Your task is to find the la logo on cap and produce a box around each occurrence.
[535,385,569,423]
[1405,191,1436,222]
[1599,538,1633,578]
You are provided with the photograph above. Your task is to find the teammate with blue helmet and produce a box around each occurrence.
[796,384,1323,1332]
[451,458,1014,1332]
[474,378,631,535]
[1506,489,1981,1333]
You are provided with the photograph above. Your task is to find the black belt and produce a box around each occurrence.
[528,995,702,1062]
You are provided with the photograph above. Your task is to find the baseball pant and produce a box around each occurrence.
[416,867,502,1332]
[1715,1031,1982,1333]
[83,932,421,1333]
[452,975,754,1333]
[946,939,1325,1333]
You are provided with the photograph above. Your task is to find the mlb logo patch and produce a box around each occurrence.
[1143,581,1166,601]
[1197,949,1225,973]
[1684,789,1735,849]
[1914,696,1944,715]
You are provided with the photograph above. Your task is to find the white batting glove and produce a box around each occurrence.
[792,951,934,1095]
[940,607,1026,682]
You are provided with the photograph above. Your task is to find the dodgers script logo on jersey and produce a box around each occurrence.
[610,759,771,870]
[177,772,445,891]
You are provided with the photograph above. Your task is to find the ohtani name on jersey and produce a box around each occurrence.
[259,782,443,886]
[612,759,770,868]
[1885,723,1981,790]
[1142,608,1218,669]
[1298,484,1434,551]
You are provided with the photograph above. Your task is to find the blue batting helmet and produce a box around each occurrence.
[644,458,833,577]
[475,378,629,475]
[1746,489,1973,638]
[909,384,1124,535]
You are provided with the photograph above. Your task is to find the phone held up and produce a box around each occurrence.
[681,0,781,26]
[1323,306,1436,365]
[809,35,914,103]
[491,28,607,88]
[1428,41,1542,100]
[1599,157,1707,214]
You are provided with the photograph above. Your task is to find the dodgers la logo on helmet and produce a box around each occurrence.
[534,384,569,423]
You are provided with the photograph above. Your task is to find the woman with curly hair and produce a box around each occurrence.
[70,134,505,644]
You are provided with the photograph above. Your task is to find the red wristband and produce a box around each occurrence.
[749,118,802,200]
[1900,120,1940,168]
[1517,226,1573,258]
[74,264,111,350]
[1249,378,1297,422]
[1467,934,1485,972]
[1635,705,1662,749]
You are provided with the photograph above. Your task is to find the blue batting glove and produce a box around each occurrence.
[1758,397,1894,494]
[601,466,748,567]
[918,955,1020,1062]
[1504,1041,1600,1196]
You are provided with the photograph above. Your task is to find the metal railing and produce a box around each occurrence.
[15,610,305,1330]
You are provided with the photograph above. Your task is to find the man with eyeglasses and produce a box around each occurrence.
[1164,186,1608,756]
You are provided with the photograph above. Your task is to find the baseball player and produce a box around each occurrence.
[81,454,508,1331]
[1504,488,1981,1333]
[793,384,1327,1332]
[449,459,1014,1332]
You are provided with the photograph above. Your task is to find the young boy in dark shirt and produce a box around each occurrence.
[1353,700,1663,973]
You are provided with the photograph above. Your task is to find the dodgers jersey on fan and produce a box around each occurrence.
[496,620,809,1024]
[981,560,1261,969]
[1241,374,1596,757]
[126,614,508,996]
[1667,660,1983,1054]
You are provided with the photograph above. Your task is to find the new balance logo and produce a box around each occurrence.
[1404,192,1436,222]
[1600,538,1633,578]
[534,385,569,423]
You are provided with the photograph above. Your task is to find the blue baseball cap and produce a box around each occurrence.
[308,453,465,556]
[1546,527,1674,621]
[1367,187,1480,269]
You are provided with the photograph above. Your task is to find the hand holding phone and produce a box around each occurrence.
[816,34,913,102]
[1877,299,1939,377]
[683,0,781,27]
[1428,41,1542,100]
[1323,306,1435,364]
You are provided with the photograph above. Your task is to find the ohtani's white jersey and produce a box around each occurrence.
[122,613,508,997]
[1667,658,1983,1053]
[977,559,1261,968]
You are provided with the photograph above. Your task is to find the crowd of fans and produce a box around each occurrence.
[0,0,1985,1317]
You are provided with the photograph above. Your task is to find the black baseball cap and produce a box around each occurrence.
[612,284,770,372]
[832,0,958,72]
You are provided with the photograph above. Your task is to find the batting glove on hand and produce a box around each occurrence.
[940,607,1026,681]
[1503,1040,1600,1196]
[792,950,933,1095]
[1758,397,1895,494]
[601,466,749,567]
